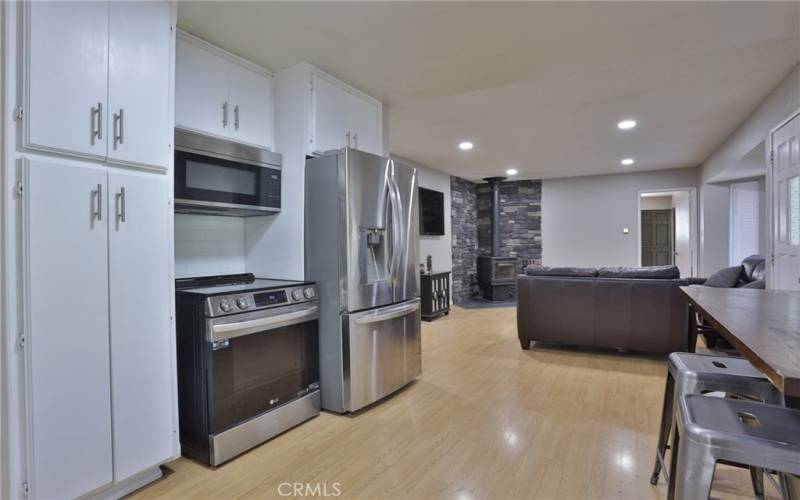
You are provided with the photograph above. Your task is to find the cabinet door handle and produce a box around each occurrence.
[92,183,102,221]
[113,109,124,147]
[116,187,126,223]
[234,104,240,130]
[222,101,228,128]
[346,131,351,147]
[353,132,358,149]
[91,103,103,142]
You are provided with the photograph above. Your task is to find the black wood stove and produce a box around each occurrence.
[477,177,517,301]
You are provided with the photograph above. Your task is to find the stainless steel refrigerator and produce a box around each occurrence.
[305,148,421,413]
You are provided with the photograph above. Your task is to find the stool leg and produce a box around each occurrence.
[674,432,716,500]
[749,467,765,500]
[667,423,680,500]
[651,373,676,485]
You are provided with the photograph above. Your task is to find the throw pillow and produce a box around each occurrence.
[704,266,742,288]
[741,279,765,289]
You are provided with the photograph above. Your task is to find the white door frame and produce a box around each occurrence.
[637,187,698,277]
[766,107,800,290]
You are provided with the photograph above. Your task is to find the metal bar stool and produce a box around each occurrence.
[668,394,799,500]
[650,353,784,487]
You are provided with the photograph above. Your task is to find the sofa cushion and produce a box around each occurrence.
[741,255,766,281]
[597,265,680,279]
[704,266,743,287]
[741,279,765,289]
[525,265,597,277]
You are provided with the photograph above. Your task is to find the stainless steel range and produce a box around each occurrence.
[175,274,319,466]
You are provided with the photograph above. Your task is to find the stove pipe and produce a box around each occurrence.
[483,177,506,256]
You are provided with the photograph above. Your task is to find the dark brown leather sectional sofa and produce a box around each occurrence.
[517,265,689,355]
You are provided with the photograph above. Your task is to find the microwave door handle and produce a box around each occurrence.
[211,306,319,342]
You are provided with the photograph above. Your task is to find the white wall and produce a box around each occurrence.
[174,215,246,278]
[542,167,699,269]
[699,64,800,274]
[641,196,672,210]
[393,155,453,275]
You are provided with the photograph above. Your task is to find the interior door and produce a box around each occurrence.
[108,1,172,169]
[311,73,351,154]
[344,149,395,311]
[228,63,273,149]
[348,92,382,156]
[390,159,420,301]
[771,112,800,290]
[176,35,230,138]
[24,158,112,499]
[343,299,421,412]
[26,1,109,158]
[108,169,174,480]
[641,209,674,266]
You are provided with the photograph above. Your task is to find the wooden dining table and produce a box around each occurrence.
[681,286,800,497]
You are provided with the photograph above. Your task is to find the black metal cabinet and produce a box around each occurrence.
[420,271,451,321]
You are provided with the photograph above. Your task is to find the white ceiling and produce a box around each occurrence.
[178,1,800,181]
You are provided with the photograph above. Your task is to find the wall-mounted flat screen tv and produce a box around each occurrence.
[419,187,445,236]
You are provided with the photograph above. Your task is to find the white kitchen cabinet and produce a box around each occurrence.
[108,1,173,169]
[25,1,110,158]
[175,35,229,138]
[228,63,274,148]
[24,158,113,500]
[176,32,274,149]
[348,91,382,156]
[304,66,383,157]
[23,159,176,498]
[311,73,351,154]
[24,1,172,169]
[108,169,173,481]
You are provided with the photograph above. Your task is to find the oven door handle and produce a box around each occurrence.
[211,306,319,342]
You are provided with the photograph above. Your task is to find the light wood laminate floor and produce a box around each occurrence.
[135,306,779,499]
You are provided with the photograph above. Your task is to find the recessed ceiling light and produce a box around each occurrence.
[506,168,518,176]
[621,158,635,166]
[458,141,474,151]
[617,120,637,130]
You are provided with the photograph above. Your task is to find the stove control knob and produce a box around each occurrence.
[219,299,233,312]
[303,287,315,299]
[291,289,304,301]
[236,297,249,309]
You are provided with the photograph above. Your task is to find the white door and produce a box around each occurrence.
[108,1,172,169]
[348,92,382,156]
[24,159,112,499]
[26,1,109,158]
[108,169,174,481]
[771,112,800,290]
[228,63,273,148]
[176,36,229,138]
[311,73,351,154]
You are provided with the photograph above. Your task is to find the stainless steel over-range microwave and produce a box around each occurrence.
[174,128,282,216]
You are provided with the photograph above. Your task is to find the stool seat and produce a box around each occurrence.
[668,352,781,398]
[682,395,800,467]
[670,395,800,500]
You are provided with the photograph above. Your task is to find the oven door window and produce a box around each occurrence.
[175,150,280,208]
[210,320,318,433]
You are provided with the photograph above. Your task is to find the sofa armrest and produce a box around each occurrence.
[687,277,707,285]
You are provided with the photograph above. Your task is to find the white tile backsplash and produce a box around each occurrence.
[174,214,246,278]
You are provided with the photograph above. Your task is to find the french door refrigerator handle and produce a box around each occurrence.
[354,300,420,325]
[388,164,404,286]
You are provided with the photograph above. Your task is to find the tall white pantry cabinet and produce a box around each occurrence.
[2,2,180,499]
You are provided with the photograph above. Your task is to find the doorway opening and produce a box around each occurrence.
[638,189,697,278]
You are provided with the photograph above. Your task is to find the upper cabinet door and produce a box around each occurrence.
[108,169,174,481]
[25,158,112,499]
[228,62,274,149]
[108,1,172,169]
[311,74,351,154]
[349,92,382,156]
[26,1,109,158]
[176,35,229,138]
